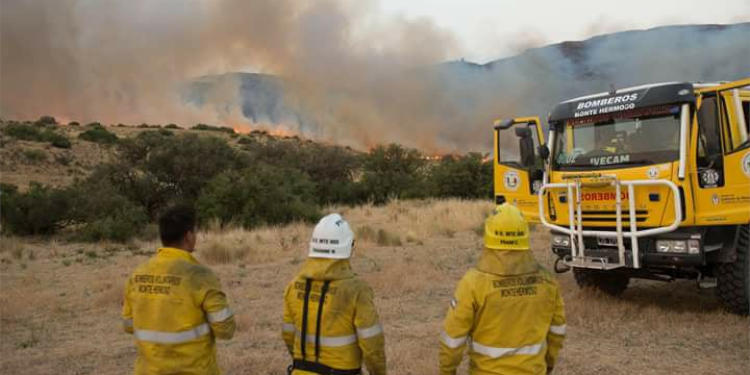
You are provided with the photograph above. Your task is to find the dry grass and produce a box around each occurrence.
[1,199,748,374]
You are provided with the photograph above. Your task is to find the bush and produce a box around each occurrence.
[23,149,47,163]
[36,116,57,126]
[68,179,149,242]
[191,123,235,134]
[143,134,240,201]
[78,125,118,144]
[4,122,44,141]
[68,121,80,126]
[244,140,363,205]
[359,144,427,204]
[427,153,492,199]
[46,132,72,148]
[164,123,180,129]
[197,164,320,228]
[0,183,73,235]
[74,203,148,242]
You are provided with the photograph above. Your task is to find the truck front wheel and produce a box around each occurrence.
[573,268,629,296]
[716,225,750,315]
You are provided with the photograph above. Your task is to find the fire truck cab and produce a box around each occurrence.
[493,78,750,314]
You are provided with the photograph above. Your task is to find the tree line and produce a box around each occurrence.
[1,128,492,241]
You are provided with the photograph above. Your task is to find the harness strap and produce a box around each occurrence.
[300,278,313,360]
[292,359,360,375]
[315,280,332,361]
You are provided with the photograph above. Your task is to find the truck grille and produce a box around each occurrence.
[580,210,649,223]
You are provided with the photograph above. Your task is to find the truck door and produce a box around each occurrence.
[692,80,750,225]
[493,117,547,222]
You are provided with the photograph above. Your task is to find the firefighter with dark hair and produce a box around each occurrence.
[122,204,235,375]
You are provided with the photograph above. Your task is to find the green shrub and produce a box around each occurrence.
[54,154,73,166]
[36,116,57,126]
[376,229,402,246]
[237,136,254,145]
[164,123,180,129]
[4,122,71,148]
[67,179,149,242]
[0,183,73,235]
[427,153,492,199]
[74,203,148,242]
[23,149,47,163]
[191,123,235,134]
[4,122,43,141]
[68,121,80,126]
[197,164,320,228]
[143,134,240,201]
[78,126,118,144]
[359,144,427,204]
[244,140,363,205]
[45,131,72,148]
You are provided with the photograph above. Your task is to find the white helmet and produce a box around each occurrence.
[308,213,355,259]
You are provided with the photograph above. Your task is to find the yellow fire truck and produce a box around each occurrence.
[493,78,750,314]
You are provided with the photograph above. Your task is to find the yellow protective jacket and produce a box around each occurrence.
[122,247,236,375]
[282,258,386,375]
[440,250,566,375]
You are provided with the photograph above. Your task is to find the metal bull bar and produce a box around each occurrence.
[538,175,682,269]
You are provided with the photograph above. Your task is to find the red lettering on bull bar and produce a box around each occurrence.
[581,191,629,201]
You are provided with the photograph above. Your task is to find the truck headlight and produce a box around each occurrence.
[656,240,672,252]
[656,240,700,254]
[552,235,570,247]
[687,239,700,254]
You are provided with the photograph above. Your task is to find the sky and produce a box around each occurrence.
[379,0,750,63]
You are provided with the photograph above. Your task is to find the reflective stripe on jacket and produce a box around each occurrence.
[440,250,566,375]
[282,258,386,375]
[122,247,236,375]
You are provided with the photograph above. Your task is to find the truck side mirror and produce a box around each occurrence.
[538,145,550,159]
[495,119,515,130]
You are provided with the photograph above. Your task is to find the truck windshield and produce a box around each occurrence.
[553,105,681,170]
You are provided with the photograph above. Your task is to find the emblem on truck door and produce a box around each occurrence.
[742,152,750,177]
[647,167,659,179]
[503,170,520,191]
[701,169,720,186]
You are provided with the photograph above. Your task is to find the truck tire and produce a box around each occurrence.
[573,268,629,296]
[716,225,750,315]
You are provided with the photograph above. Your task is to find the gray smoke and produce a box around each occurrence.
[1,1,749,152]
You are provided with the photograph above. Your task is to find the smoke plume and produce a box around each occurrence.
[2,1,749,152]
[0,0,463,150]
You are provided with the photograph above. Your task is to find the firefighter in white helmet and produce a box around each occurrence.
[439,204,566,375]
[282,213,387,375]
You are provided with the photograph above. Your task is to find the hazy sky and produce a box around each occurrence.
[379,0,750,62]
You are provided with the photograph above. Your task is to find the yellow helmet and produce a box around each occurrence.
[484,203,530,251]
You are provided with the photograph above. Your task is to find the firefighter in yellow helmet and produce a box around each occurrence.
[122,205,235,375]
[282,213,386,375]
[439,204,566,375]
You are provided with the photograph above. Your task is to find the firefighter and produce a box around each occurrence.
[122,205,235,375]
[439,204,566,375]
[282,213,386,375]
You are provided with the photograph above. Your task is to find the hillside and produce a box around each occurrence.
[186,23,750,149]
[0,119,336,191]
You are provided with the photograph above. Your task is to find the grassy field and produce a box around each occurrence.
[1,199,748,374]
